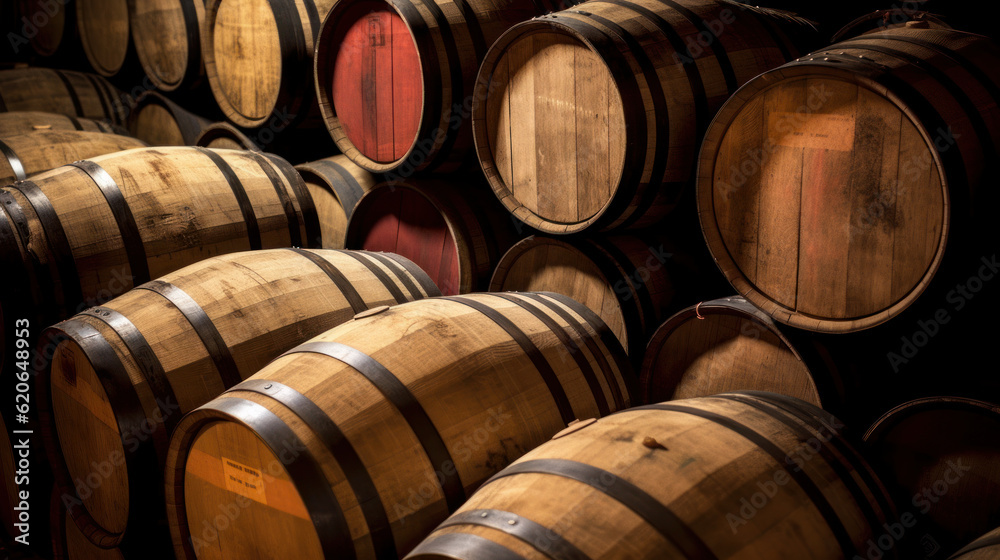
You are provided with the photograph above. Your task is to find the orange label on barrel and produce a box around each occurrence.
[769,112,856,152]
[223,457,267,505]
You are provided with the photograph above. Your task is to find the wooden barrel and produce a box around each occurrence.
[472,0,818,233]
[0,111,128,136]
[12,0,78,58]
[697,28,1000,333]
[39,248,439,549]
[195,122,261,151]
[489,234,718,360]
[129,0,205,92]
[0,146,320,326]
[314,0,574,175]
[128,91,211,146]
[51,491,124,560]
[0,68,127,124]
[864,397,1000,556]
[202,0,334,129]
[0,130,146,184]
[164,292,634,560]
[296,156,376,249]
[409,392,897,559]
[346,179,519,295]
[75,0,133,77]
[951,527,1000,559]
[831,10,951,42]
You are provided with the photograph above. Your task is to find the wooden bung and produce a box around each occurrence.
[0,111,128,137]
[697,27,1000,333]
[409,392,897,559]
[128,91,211,146]
[0,68,128,125]
[295,156,376,249]
[76,0,134,77]
[864,397,1000,556]
[38,248,439,549]
[164,292,634,559]
[129,0,205,92]
[314,0,575,174]
[0,130,146,184]
[473,0,818,234]
[346,179,519,295]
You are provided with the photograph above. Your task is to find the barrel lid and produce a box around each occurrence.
[354,305,390,320]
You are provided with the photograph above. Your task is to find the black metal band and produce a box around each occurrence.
[589,237,658,341]
[438,509,591,560]
[234,379,397,560]
[484,459,716,560]
[378,252,443,298]
[878,35,1000,106]
[178,0,202,88]
[302,0,320,39]
[284,341,466,512]
[265,153,322,248]
[660,0,737,94]
[69,160,151,284]
[83,73,114,123]
[412,0,465,171]
[137,279,242,390]
[491,293,609,416]
[52,69,84,117]
[195,147,262,250]
[337,250,407,305]
[269,0,313,127]
[408,532,525,560]
[286,248,368,314]
[442,296,576,425]
[452,0,487,63]
[67,115,84,131]
[0,138,26,181]
[358,251,423,302]
[308,160,365,216]
[247,151,302,248]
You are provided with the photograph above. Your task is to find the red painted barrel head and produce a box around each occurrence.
[330,1,422,164]
[350,188,461,295]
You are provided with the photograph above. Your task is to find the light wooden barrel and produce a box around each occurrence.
[489,234,712,360]
[76,0,134,77]
[296,156,376,249]
[128,91,211,146]
[12,0,77,58]
[473,0,817,234]
[0,146,320,326]
[314,0,573,174]
[0,130,146,184]
[51,492,124,560]
[864,397,1000,556]
[951,528,1000,559]
[346,179,519,295]
[129,0,205,92]
[195,122,261,151]
[697,27,1000,333]
[0,111,127,137]
[39,248,439,549]
[164,292,634,560]
[409,392,897,559]
[0,68,127,124]
[202,0,335,129]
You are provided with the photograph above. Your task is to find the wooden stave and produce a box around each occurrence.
[0,111,128,137]
[408,392,898,560]
[163,292,634,560]
[0,130,147,184]
[294,155,376,249]
[127,91,211,146]
[194,121,262,151]
[0,68,128,125]
[127,0,205,92]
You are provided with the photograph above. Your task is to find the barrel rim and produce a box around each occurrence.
[127,0,206,91]
[863,395,1000,443]
[696,63,951,333]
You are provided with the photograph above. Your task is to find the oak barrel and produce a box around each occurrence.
[201,0,335,128]
[951,528,1000,559]
[194,122,261,151]
[129,0,205,92]
[409,392,897,559]
[473,0,818,233]
[0,111,127,137]
[864,397,1000,556]
[0,146,320,326]
[697,27,1000,332]
[489,234,716,360]
[0,130,146,184]
[76,0,134,77]
[12,0,78,59]
[831,10,950,42]
[296,155,376,249]
[0,68,127,125]
[39,248,439,549]
[314,0,577,175]
[51,491,124,560]
[346,179,519,295]
[165,292,634,559]
[128,91,211,146]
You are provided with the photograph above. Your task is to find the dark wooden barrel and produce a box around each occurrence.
[0,68,127,124]
[950,527,1000,559]
[346,179,519,295]
[12,0,78,58]
[473,0,818,234]
[194,122,261,151]
[128,91,211,146]
[697,28,1000,333]
[129,0,204,92]
[38,248,439,549]
[75,0,135,77]
[831,10,951,42]
[0,111,127,136]
[296,155,376,249]
[410,392,897,559]
[164,292,634,560]
[864,397,1000,557]
[50,490,124,560]
[0,130,146,184]
[314,0,576,175]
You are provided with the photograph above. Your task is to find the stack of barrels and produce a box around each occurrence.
[2,0,999,559]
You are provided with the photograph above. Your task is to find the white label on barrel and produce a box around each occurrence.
[769,112,856,152]
[223,457,268,505]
